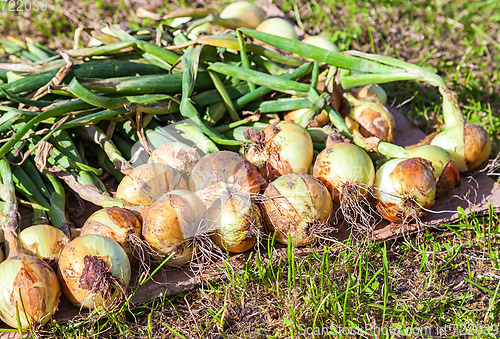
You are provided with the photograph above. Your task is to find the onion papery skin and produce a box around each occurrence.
[245,121,314,182]
[80,207,142,263]
[0,254,61,330]
[430,123,492,172]
[116,163,188,206]
[344,93,395,142]
[256,18,299,40]
[208,193,263,253]
[0,248,3,263]
[373,158,436,223]
[19,225,69,266]
[262,173,333,246]
[302,35,340,53]
[313,143,375,205]
[405,145,459,197]
[148,142,201,177]
[142,190,207,267]
[220,1,265,29]
[189,151,266,206]
[58,234,131,309]
[350,84,387,104]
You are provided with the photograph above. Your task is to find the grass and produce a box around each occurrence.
[1,0,500,338]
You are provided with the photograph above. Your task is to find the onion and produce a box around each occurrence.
[208,193,263,253]
[0,248,3,263]
[116,163,187,206]
[142,190,207,267]
[302,35,340,53]
[313,142,375,229]
[405,145,459,197]
[344,93,395,142]
[262,173,333,246]
[148,142,201,177]
[313,142,375,202]
[373,158,436,223]
[430,123,492,172]
[58,234,131,309]
[350,84,387,104]
[219,1,265,29]
[189,151,266,206]
[19,224,70,267]
[284,107,329,127]
[256,18,299,40]
[0,252,61,329]
[430,88,492,172]
[0,158,61,330]
[245,121,314,181]
[80,207,142,263]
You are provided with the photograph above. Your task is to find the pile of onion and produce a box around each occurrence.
[208,193,263,253]
[189,151,266,206]
[245,121,314,181]
[262,173,333,246]
[344,92,395,142]
[116,163,187,206]
[373,157,436,223]
[80,207,142,263]
[148,142,201,177]
[142,190,208,267]
[58,234,131,309]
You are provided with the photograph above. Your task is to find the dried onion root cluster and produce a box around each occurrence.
[57,234,131,309]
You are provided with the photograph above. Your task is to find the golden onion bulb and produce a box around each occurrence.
[0,248,3,263]
[58,234,131,309]
[245,121,314,182]
[313,143,375,205]
[344,93,395,142]
[148,142,201,177]
[0,254,61,329]
[80,207,142,263]
[262,173,333,246]
[219,1,265,29]
[116,163,187,206]
[256,18,298,40]
[430,122,492,172]
[142,190,207,267]
[373,158,436,223]
[405,145,459,197]
[208,193,263,253]
[189,151,266,206]
[19,224,69,267]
